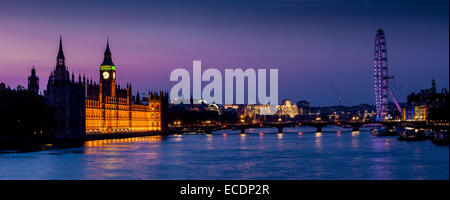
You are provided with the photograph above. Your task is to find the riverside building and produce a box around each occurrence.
[44,37,168,137]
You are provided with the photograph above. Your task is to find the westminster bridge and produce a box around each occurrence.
[168,120,448,134]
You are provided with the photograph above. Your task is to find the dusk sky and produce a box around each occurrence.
[0,0,448,106]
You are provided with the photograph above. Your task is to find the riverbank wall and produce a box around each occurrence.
[0,131,168,150]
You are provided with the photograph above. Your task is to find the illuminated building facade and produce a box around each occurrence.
[413,105,427,121]
[404,78,448,121]
[276,99,298,119]
[45,37,168,137]
[241,100,298,123]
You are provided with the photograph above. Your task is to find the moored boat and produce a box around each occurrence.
[432,131,449,145]
[370,127,399,136]
[398,127,428,141]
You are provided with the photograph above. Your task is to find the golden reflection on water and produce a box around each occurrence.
[351,131,360,149]
[205,134,214,150]
[82,136,163,178]
[315,132,322,150]
[259,132,264,140]
[84,136,162,147]
[315,132,322,138]
[173,134,183,142]
[240,134,246,142]
[206,134,212,143]
[277,133,283,139]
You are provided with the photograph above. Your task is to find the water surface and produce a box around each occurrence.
[0,126,448,180]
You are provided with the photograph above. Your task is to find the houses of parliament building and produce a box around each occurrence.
[43,37,168,137]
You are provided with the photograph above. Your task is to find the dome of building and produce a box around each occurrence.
[282,99,292,106]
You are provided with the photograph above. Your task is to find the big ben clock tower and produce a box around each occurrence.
[99,39,116,98]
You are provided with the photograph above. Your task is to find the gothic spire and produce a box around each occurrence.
[57,35,65,66]
[101,38,114,66]
[31,65,36,76]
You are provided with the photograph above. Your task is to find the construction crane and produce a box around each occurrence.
[329,82,343,105]
[389,87,403,116]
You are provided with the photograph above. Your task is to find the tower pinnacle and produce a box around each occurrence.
[432,76,436,93]
[57,35,65,66]
[101,38,114,66]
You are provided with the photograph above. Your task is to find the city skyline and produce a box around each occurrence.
[0,0,448,184]
[0,0,448,106]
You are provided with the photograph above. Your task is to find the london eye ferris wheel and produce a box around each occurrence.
[374,29,390,121]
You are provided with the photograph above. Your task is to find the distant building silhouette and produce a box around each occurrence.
[44,37,86,138]
[28,66,39,94]
[296,100,310,119]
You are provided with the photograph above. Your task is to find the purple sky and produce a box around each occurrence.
[0,0,448,106]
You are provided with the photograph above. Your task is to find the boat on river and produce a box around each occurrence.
[370,127,399,136]
[432,131,449,145]
[398,127,429,141]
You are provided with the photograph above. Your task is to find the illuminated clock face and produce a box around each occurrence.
[102,71,110,79]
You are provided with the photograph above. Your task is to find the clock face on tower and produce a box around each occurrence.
[102,71,110,79]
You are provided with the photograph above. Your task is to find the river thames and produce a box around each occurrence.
[0,126,448,180]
